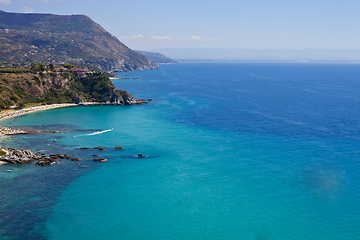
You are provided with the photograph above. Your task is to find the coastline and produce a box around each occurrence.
[0,103,78,123]
[0,101,144,140]
[0,103,77,141]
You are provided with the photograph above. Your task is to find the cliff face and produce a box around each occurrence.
[0,71,144,108]
[0,10,159,72]
[108,90,145,105]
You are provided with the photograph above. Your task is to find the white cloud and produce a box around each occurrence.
[188,36,202,41]
[149,36,173,40]
[23,6,34,13]
[119,34,143,39]
[131,34,143,39]
[149,35,226,41]
[0,0,11,4]
[204,37,227,41]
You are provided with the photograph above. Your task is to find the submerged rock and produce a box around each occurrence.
[94,146,105,150]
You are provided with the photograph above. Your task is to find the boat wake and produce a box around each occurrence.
[73,128,114,137]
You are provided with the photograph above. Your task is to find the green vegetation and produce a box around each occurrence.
[0,68,31,74]
[0,66,127,109]
[70,72,114,102]
[31,63,45,72]
[0,70,74,109]
[63,64,75,69]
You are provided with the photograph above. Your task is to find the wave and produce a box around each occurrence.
[73,128,114,137]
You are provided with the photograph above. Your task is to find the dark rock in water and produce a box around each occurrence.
[137,99,147,104]
[137,154,148,158]
[93,155,99,157]
[36,153,78,165]
[147,99,153,101]
[94,147,105,150]
[115,146,123,150]
[94,158,108,162]
[80,147,90,150]
[36,158,57,166]
[0,148,79,166]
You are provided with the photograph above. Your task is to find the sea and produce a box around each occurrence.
[1,63,360,240]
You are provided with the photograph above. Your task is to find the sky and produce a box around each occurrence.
[1,0,360,51]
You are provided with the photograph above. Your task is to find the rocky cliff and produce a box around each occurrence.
[0,70,144,108]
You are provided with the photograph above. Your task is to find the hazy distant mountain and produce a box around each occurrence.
[151,48,360,62]
[0,10,158,72]
[137,51,178,64]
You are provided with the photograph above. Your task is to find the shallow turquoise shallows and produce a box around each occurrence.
[1,63,360,239]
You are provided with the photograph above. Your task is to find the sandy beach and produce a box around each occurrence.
[0,103,77,140]
[0,103,77,123]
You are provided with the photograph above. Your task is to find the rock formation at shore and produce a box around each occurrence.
[0,148,79,165]
[0,71,147,108]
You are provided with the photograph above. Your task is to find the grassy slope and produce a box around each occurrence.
[0,70,130,108]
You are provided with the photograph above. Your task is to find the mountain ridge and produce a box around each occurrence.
[0,10,159,72]
[137,51,179,64]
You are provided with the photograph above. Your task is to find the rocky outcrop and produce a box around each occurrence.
[94,158,108,162]
[0,148,78,165]
[107,90,146,105]
[94,146,105,150]
[0,148,40,164]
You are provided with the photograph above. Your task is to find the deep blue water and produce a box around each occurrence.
[1,63,360,239]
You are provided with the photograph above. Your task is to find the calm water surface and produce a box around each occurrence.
[1,63,360,239]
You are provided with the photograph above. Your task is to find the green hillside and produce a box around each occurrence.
[0,66,141,109]
[0,10,158,72]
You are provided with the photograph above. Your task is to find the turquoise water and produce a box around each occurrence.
[1,63,360,239]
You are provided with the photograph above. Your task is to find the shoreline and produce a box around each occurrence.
[0,103,77,140]
[0,100,146,143]
[0,103,78,123]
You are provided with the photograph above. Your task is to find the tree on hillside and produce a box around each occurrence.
[63,64,75,70]
[48,63,55,72]
[31,63,45,72]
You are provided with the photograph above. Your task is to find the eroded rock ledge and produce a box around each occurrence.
[0,148,78,165]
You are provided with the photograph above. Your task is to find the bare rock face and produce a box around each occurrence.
[0,148,79,166]
[108,90,146,105]
[0,148,40,164]
[35,158,57,166]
